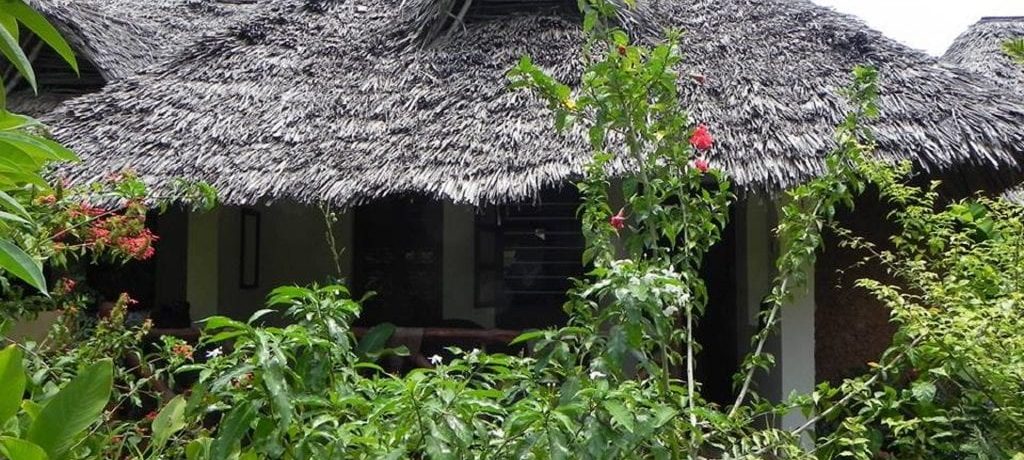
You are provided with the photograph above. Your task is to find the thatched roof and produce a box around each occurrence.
[43,0,1024,207]
[943,17,1024,95]
[26,0,263,80]
[943,17,1024,203]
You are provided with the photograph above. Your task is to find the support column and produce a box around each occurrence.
[780,262,816,433]
[186,209,220,322]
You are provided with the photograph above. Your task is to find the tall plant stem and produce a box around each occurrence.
[685,303,696,426]
[729,278,785,417]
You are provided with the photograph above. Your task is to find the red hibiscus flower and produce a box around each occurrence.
[689,124,714,151]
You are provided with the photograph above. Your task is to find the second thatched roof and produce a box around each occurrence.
[943,17,1024,203]
[943,16,1024,95]
[42,0,1024,207]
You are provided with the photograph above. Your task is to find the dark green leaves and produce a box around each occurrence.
[210,401,257,459]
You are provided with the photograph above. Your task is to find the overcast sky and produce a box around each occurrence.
[811,0,1024,56]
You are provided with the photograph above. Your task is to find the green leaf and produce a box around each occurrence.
[210,401,256,460]
[509,329,545,345]
[0,20,35,92]
[0,131,79,163]
[911,381,936,403]
[0,239,46,293]
[151,395,187,450]
[0,437,48,460]
[602,400,634,433]
[355,322,395,358]
[0,345,26,423]
[0,210,31,226]
[0,190,32,222]
[4,0,78,74]
[185,438,211,460]
[26,359,113,460]
[0,16,18,42]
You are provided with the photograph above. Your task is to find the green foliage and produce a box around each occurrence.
[0,345,114,460]
[811,181,1024,458]
[0,0,79,293]
[1004,38,1024,64]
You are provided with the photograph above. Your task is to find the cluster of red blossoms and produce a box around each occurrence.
[69,201,160,261]
[689,124,713,174]
[171,343,194,360]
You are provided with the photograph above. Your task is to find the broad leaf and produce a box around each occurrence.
[26,359,113,460]
[0,21,35,92]
[0,437,48,460]
[151,395,187,450]
[0,345,26,423]
[0,190,32,222]
[0,131,79,163]
[4,0,78,74]
[355,322,395,357]
[210,401,256,460]
[0,239,46,293]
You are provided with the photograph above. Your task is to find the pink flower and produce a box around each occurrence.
[689,124,714,151]
[692,157,710,174]
[609,208,627,231]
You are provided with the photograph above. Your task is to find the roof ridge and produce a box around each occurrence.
[978,16,1024,24]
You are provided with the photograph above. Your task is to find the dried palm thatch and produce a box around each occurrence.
[42,0,1024,207]
[943,17,1024,203]
[943,17,1024,96]
[24,0,263,79]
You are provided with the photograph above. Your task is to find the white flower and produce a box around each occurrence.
[205,347,223,359]
[663,305,680,317]
[428,354,443,366]
[588,370,607,379]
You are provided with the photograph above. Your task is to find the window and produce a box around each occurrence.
[475,187,584,329]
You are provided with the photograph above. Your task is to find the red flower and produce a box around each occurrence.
[616,44,627,56]
[689,124,714,151]
[692,157,710,174]
[609,208,627,231]
[144,411,158,422]
[87,225,112,243]
[55,277,76,295]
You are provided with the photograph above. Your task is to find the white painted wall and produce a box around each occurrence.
[185,203,354,322]
[186,208,221,321]
[442,202,495,328]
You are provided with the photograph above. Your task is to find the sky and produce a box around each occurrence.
[811,0,1024,56]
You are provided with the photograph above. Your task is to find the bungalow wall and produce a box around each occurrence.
[140,194,819,428]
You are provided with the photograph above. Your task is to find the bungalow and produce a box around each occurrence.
[9,0,1024,429]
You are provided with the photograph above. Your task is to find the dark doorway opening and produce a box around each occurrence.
[354,197,444,327]
[694,212,739,407]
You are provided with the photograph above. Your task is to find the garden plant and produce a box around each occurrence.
[0,0,1022,458]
